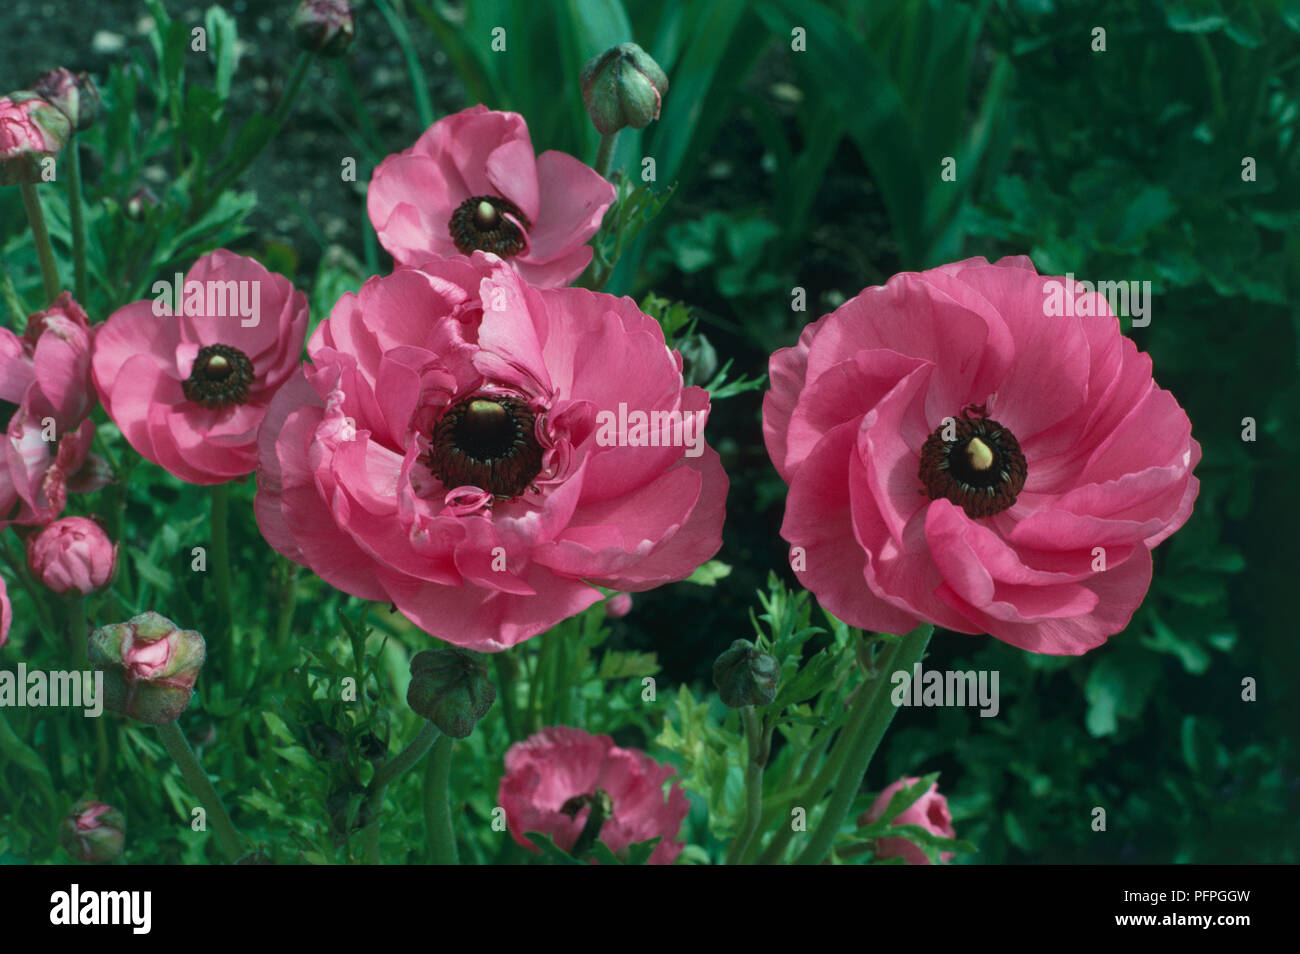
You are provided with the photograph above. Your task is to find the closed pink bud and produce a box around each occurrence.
[0,91,70,185]
[859,776,957,865]
[59,798,125,863]
[32,68,102,132]
[26,516,117,595]
[88,612,206,725]
[604,593,633,619]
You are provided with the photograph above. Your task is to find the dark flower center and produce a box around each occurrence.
[448,194,530,257]
[182,344,255,410]
[0,399,18,432]
[424,394,544,499]
[918,403,1027,518]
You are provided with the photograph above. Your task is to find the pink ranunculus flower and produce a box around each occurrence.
[764,256,1199,655]
[26,515,117,595]
[256,253,726,650]
[92,250,309,484]
[0,573,10,648]
[859,776,956,865]
[498,726,689,864]
[367,105,615,288]
[0,293,106,528]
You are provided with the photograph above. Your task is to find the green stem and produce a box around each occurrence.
[0,535,59,644]
[361,722,441,864]
[65,138,88,304]
[157,720,243,862]
[726,706,768,864]
[274,561,300,651]
[493,652,522,740]
[210,482,234,667]
[593,131,619,180]
[0,259,28,324]
[793,625,933,866]
[19,181,60,304]
[424,733,459,864]
[207,52,314,203]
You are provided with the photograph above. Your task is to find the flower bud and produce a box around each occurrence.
[32,68,102,132]
[0,90,71,185]
[88,612,206,725]
[60,798,125,863]
[406,647,496,738]
[604,592,633,619]
[580,43,669,135]
[858,776,957,865]
[291,0,356,57]
[124,186,159,222]
[712,638,779,708]
[26,516,117,595]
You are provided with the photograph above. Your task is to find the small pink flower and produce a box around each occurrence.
[367,105,615,288]
[498,726,689,864]
[26,515,117,595]
[764,256,1200,655]
[256,254,726,650]
[92,250,309,484]
[860,776,956,865]
[0,293,105,528]
[0,573,10,648]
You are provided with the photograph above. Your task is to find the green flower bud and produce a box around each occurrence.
[292,0,356,58]
[580,42,669,135]
[406,648,496,738]
[87,611,206,725]
[60,798,125,863]
[712,639,779,708]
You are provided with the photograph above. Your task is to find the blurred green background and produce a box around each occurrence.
[2,0,1297,863]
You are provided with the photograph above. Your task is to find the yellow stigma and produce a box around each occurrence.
[204,354,230,379]
[965,437,995,472]
[474,200,499,227]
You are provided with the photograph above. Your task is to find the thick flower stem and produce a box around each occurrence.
[492,653,522,740]
[0,535,58,644]
[19,181,60,305]
[793,625,933,865]
[424,733,459,865]
[206,52,314,204]
[360,722,440,864]
[157,720,243,862]
[274,561,300,650]
[593,131,619,180]
[726,706,769,864]
[65,139,88,303]
[209,483,234,667]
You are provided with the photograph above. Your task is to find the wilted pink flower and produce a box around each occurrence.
[498,726,689,864]
[0,293,105,527]
[92,250,309,484]
[26,515,117,595]
[764,256,1199,655]
[256,253,725,650]
[367,105,615,288]
[859,776,956,865]
[0,574,10,648]
[0,91,70,185]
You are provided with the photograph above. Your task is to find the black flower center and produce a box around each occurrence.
[448,194,530,257]
[424,394,544,499]
[182,344,255,410]
[0,399,18,432]
[918,404,1027,518]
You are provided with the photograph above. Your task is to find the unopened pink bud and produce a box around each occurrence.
[26,516,117,595]
[88,612,207,725]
